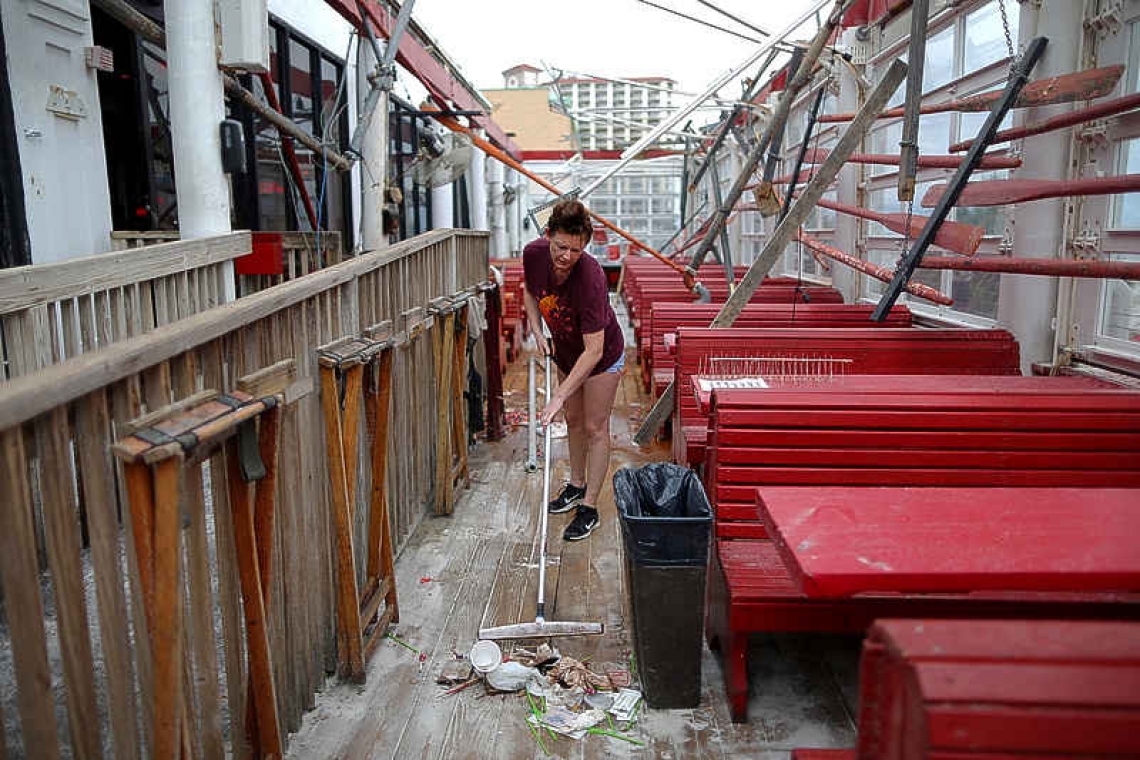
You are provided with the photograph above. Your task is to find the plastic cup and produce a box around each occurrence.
[469,640,502,675]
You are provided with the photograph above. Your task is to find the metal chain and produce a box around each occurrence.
[997,0,1016,74]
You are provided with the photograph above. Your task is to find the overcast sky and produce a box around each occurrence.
[406,0,826,104]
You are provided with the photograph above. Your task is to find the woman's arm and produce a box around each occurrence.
[522,283,550,357]
[540,329,604,425]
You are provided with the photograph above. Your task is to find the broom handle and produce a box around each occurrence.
[536,352,552,621]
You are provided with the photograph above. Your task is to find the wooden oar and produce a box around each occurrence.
[803,149,1022,170]
[819,64,1124,123]
[949,92,1140,152]
[922,174,1140,208]
[815,198,984,255]
[797,231,953,305]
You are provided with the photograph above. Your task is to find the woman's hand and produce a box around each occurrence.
[540,393,564,426]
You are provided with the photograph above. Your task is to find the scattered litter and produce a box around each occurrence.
[587,726,646,746]
[485,661,541,692]
[532,706,606,739]
[603,664,632,689]
[548,656,611,692]
[439,677,479,698]
[609,688,643,723]
[584,692,614,711]
[386,632,418,655]
[513,643,560,668]
[437,659,473,685]
[527,680,585,710]
[419,576,433,583]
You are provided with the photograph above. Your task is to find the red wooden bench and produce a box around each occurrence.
[703,385,1140,722]
[641,303,913,396]
[672,328,1022,466]
[627,280,844,341]
[705,379,1133,535]
[491,258,525,362]
[857,619,1140,758]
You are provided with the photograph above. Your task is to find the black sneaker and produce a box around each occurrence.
[548,483,586,514]
[563,506,599,541]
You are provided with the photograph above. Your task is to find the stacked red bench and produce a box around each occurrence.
[641,303,913,396]
[491,258,525,362]
[856,619,1140,758]
[626,278,845,347]
[702,382,1140,721]
[790,619,1140,759]
[672,327,1022,466]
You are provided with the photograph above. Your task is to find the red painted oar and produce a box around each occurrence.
[950,92,1140,152]
[803,149,1022,170]
[815,198,984,255]
[922,174,1140,208]
[819,64,1124,123]
[797,231,953,305]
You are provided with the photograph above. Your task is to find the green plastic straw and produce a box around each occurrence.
[526,719,549,754]
[587,727,645,746]
[526,691,555,741]
[386,632,418,654]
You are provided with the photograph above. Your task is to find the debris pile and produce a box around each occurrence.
[435,641,645,749]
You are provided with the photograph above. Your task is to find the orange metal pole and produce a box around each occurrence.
[426,109,698,290]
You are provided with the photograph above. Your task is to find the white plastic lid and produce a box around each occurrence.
[469,640,502,674]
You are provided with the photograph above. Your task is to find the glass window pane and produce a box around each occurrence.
[1114,137,1140,228]
[1100,255,1140,342]
[918,111,952,155]
[289,38,314,135]
[965,1,1019,73]
[923,24,956,92]
[950,268,1000,319]
[954,170,1009,236]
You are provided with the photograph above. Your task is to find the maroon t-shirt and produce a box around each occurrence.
[523,238,625,376]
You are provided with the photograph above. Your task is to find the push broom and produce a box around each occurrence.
[479,351,604,641]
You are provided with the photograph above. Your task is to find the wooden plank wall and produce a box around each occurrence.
[0,231,342,383]
[0,228,489,758]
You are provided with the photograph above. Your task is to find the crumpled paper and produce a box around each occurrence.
[548,656,611,692]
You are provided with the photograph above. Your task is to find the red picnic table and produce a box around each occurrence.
[755,486,1140,597]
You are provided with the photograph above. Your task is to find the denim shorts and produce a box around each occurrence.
[604,353,625,374]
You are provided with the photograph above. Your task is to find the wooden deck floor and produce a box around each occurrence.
[285,305,860,759]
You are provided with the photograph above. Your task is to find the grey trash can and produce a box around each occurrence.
[615,463,712,708]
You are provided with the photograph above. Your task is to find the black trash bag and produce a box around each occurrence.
[614,464,712,567]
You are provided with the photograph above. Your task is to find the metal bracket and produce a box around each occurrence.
[1085,0,1123,38]
[1077,119,1110,145]
[237,418,267,482]
[1070,231,1102,257]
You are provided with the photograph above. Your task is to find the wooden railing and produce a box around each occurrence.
[0,228,489,758]
[0,231,343,382]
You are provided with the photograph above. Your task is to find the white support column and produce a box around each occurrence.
[357,41,388,251]
[165,0,234,299]
[488,156,508,257]
[432,184,454,229]
[469,138,488,231]
[999,1,1081,372]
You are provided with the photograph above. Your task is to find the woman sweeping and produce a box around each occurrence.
[523,198,625,541]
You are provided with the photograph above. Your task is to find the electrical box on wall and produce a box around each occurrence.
[217,0,270,72]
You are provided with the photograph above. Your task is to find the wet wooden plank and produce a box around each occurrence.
[172,353,226,760]
[75,391,142,760]
[0,427,61,759]
[37,409,104,759]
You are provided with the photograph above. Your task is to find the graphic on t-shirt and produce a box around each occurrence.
[538,293,575,338]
